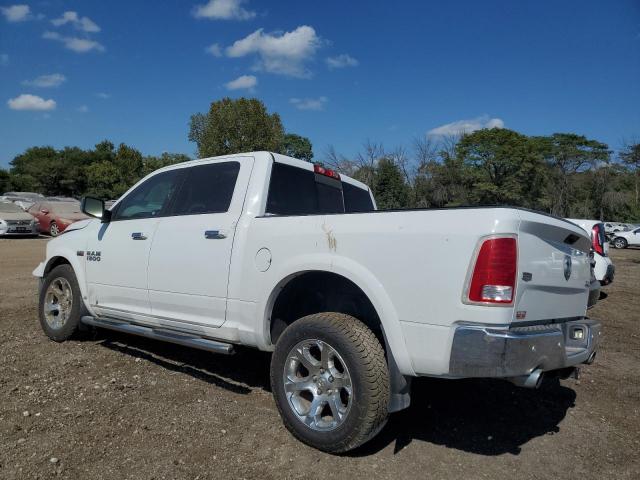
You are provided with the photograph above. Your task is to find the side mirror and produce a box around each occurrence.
[81,196,111,222]
[41,209,49,214]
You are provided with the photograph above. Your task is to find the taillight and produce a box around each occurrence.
[591,224,605,256]
[467,237,517,304]
[314,164,340,180]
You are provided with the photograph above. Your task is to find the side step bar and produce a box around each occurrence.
[81,316,235,355]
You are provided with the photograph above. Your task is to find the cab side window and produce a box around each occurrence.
[113,170,182,221]
[170,162,240,216]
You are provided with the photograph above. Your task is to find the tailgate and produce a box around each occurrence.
[514,213,591,323]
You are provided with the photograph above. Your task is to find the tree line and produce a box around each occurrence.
[1,97,638,221]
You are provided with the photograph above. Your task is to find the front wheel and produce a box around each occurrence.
[49,221,59,237]
[613,237,627,249]
[270,313,390,453]
[38,264,83,341]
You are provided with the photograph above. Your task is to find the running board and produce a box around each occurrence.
[80,316,235,355]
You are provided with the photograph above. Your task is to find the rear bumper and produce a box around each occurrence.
[448,318,601,378]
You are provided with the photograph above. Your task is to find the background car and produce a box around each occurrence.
[0,201,39,236]
[28,200,89,236]
[566,218,615,285]
[611,227,640,249]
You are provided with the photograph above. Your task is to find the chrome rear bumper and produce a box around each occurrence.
[449,318,601,378]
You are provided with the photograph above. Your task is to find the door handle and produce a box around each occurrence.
[131,232,147,240]
[204,230,226,239]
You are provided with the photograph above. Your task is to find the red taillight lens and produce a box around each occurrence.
[468,237,517,304]
[314,164,341,180]
[591,224,604,256]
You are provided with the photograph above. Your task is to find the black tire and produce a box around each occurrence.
[270,313,390,453]
[49,221,59,237]
[38,264,84,342]
[613,237,627,249]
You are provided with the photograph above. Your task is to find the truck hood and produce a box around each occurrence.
[63,218,93,233]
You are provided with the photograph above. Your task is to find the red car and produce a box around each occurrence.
[28,200,89,236]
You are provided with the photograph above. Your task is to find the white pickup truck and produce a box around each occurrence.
[34,151,601,453]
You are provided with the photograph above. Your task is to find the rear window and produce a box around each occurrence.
[265,162,372,215]
[343,182,374,212]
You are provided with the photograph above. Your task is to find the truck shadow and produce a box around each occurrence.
[353,376,576,456]
[95,330,575,457]
[96,331,272,395]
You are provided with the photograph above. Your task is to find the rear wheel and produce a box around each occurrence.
[613,237,627,249]
[49,221,59,237]
[39,264,83,341]
[270,313,390,453]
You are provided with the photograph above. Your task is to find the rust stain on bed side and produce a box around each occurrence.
[322,223,337,252]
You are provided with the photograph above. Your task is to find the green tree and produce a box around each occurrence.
[534,133,610,216]
[279,133,313,161]
[142,153,191,176]
[620,141,640,207]
[456,128,547,208]
[85,160,122,199]
[0,169,10,192]
[372,157,410,209]
[189,97,284,157]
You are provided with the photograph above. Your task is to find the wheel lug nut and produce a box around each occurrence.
[328,375,334,382]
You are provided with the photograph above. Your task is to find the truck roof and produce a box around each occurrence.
[162,151,371,193]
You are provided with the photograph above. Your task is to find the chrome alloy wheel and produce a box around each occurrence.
[43,277,73,329]
[283,339,353,431]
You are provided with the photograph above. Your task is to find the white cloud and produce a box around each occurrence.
[226,25,322,78]
[51,11,100,33]
[225,74,257,91]
[205,43,223,57]
[427,115,505,136]
[8,94,56,111]
[0,53,8,66]
[96,92,110,99]
[77,105,89,113]
[326,53,358,69]
[43,31,105,53]
[193,0,256,20]
[1,4,31,22]
[22,73,67,88]
[290,96,327,111]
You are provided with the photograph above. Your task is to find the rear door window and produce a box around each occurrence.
[266,163,339,215]
[171,162,240,216]
[266,162,374,215]
[343,182,374,212]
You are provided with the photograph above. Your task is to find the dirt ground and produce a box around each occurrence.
[0,238,638,480]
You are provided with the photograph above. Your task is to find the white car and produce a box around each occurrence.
[566,219,614,285]
[610,227,640,249]
[0,201,39,236]
[33,152,601,453]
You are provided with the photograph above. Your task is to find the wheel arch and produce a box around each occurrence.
[264,266,414,411]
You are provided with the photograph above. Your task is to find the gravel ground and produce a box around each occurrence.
[0,237,638,479]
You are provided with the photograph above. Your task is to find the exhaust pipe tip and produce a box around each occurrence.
[507,368,544,389]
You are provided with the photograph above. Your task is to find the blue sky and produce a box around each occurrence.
[0,0,639,167]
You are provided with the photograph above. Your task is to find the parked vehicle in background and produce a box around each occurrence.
[1,196,36,211]
[610,227,640,249]
[46,196,78,202]
[604,222,626,233]
[2,191,45,201]
[28,200,89,237]
[0,201,39,236]
[567,219,614,285]
[34,152,601,453]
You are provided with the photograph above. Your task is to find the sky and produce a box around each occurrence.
[0,0,639,167]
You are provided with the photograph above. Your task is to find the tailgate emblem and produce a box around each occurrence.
[563,255,572,281]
